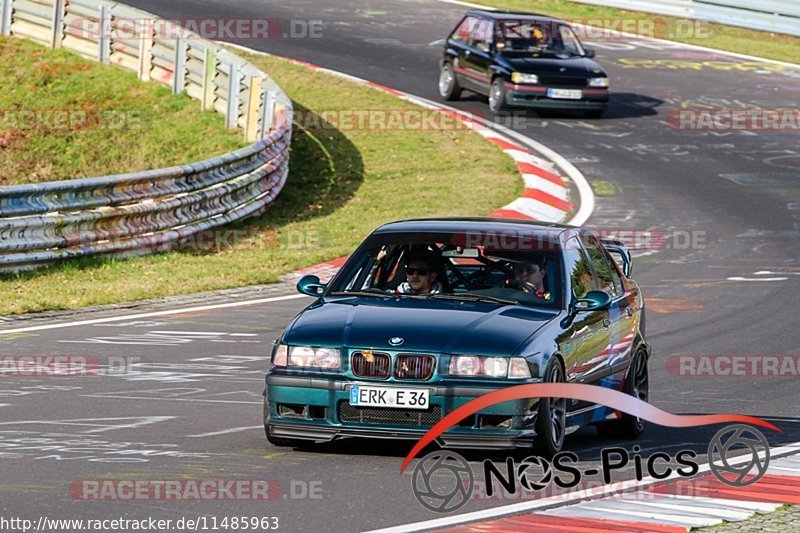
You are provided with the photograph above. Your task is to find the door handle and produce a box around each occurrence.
[626,307,633,317]
[603,318,610,327]
[465,50,471,56]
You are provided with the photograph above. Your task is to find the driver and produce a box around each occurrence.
[511,258,550,299]
[396,253,444,294]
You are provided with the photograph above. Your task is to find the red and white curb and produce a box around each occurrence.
[224,49,589,283]
[368,441,800,533]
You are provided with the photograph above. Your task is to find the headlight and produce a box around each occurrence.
[511,72,539,84]
[588,77,610,88]
[449,356,530,378]
[272,344,341,371]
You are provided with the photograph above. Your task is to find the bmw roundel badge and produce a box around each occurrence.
[388,337,404,346]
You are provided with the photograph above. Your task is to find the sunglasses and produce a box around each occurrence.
[406,267,431,276]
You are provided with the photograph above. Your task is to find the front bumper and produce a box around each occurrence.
[503,83,609,110]
[265,374,540,449]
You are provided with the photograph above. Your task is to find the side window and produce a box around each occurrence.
[451,17,477,43]
[471,19,494,52]
[566,238,594,299]
[580,234,616,296]
[604,249,623,295]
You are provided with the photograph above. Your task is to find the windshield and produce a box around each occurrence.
[495,20,585,58]
[327,231,565,309]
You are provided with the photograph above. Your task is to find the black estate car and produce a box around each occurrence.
[438,10,610,117]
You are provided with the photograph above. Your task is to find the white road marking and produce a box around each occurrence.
[186,426,263,438]
[727,276,788,282]
[0,416,175,434]
[0,294,308,335]
[83,394,260,405]
[151,331,228,335]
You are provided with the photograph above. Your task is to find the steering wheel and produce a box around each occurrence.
[506,279,538,294]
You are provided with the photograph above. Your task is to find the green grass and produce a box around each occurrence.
[0,50,521,316]
[0,36,246,186]
[478,0,800,64]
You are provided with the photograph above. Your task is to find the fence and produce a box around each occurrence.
[0,0,293,272]
[570,0,800,37]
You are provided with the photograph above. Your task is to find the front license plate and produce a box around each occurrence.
[349,385,429,410]
[547,88,583,100]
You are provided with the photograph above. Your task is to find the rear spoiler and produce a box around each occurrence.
[601,237,632,278]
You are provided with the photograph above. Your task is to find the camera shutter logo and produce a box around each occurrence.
[412,451,473,513]
[707,424,770,487]
[517,456,553,491]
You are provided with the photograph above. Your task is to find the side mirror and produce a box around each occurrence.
[560,290,611,328]
[584,47,596,58]
[574,290,612,311]
[297,275,326,297]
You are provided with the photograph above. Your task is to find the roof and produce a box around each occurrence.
[373,217,576,236]
[465,9,565,24]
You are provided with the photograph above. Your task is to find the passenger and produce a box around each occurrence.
[396,254,444,294]
[512,259,550,299]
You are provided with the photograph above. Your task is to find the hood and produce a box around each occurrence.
[282,296,557,356]
[500,56,604,77]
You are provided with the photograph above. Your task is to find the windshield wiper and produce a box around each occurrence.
[427,294,518,305]
[328,290,392,298]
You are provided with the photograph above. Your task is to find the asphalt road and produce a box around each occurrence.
[1,0,799,531]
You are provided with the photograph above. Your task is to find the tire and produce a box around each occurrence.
[597,349,648,439]
[534,358,567,456]
[438,63,462,101]
[584,108,605,119]
[488,78,508,114]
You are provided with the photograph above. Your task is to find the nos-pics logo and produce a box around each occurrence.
[411,424,771,513]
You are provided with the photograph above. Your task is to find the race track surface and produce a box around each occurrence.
[1,1,799,531]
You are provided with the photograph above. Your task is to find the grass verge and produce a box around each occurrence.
[477,0,800,64]
[0,36,246,186]
[0,50,521,316]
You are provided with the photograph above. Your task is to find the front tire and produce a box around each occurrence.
[534,358,567,456]
[597,348,648,439]
[438,63,462,101]
[488,78,508,114]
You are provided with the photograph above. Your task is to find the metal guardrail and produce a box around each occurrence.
[570,0,800,37]
[0,0,293,272]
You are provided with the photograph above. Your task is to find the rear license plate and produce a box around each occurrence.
[349,385,429,410]
[547,88,583,100]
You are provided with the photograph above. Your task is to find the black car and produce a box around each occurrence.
[438,10,610,117]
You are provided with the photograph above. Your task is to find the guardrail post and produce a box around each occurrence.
[138,18,153,81]
[202,47,217,111]
[1,0,13,36]
[226,62,241,130]
[50,0,64,49]
[97,4,111,64]
[244,76,263,142]
[172,37,186,94]
[259,89,276,138]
